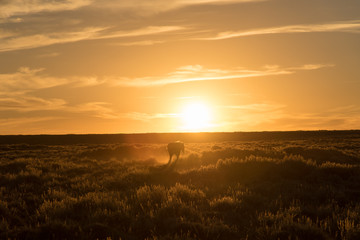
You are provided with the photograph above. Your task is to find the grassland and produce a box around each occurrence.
[1,131,360,239]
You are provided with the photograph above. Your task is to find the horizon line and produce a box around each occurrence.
[1,129,359,137]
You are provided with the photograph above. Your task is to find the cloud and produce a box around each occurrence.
[220,104,360,131]
[0,94,122,121]
[0,67,68,95]
[0,68,118,123]
[201,20,360,40]
[222,103,285,112]
[72,102,120,119]
[273,111,360,131]
[116,40,165,46]
[0,29,15,38]
[0,93,178,122]
[124,112,178,122]
[218,102,286,129]
[110,64,333,87]
[95,0,266,14]
[0,25,184,52]
[0,27,106,52]
[37,52,61,58]
[0,62,335,129]
[99,26,184,39]
[0,116,59,128]
[178,0,265,4]
[0,63,333,96]
[306,105,360,129]
[0,67,106,95]
[0,0,264,52]
[0,0,92,19]
[0,0,265,24]
[0,96,66,112]
[0,17,23,24]
[290,64,336,71]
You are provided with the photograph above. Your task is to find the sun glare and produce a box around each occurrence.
[181,102,213,131]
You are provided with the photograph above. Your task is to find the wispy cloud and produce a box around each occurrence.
[0,17,23,24]
[0,25,184,52]
[290,64,336,70]
[72,102,120,119]
[124,112,179,122]
[0,116,59,128]
[110,64,333,87]
[36,52,61,58]
[306,105,360,128]
[272,107,360,131]
[0,94,122,121]
[0,67,118,123]
[0,27,106,52]
[0,94,178,122]
[178,0,265,4]
[98,26,184,39]
[201,20,360,40]
[0,29,15,38]
[116,40,165,47]
[0,67,68,94]
[0,67,105,95]
[95,0,266,14]
[0,63,333,95]
[222,103,285,112]
[0,0,265,24]
[0,0,265,19]
[217,102,286,129]
[0,96,66,112]
[0,0,92,19]
[220,103,360,131]
[0,0,264,52]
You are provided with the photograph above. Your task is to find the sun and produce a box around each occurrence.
[181,102,213,131]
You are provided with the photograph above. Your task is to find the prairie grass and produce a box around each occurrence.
[0,134,360,239]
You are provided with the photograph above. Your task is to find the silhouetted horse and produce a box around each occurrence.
[167,141,185,166]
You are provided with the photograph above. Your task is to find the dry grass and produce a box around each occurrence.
[1,132,360,239]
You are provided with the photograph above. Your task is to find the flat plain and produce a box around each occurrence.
[1,131,360,239]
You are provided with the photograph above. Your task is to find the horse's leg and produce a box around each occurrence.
[173,153,180,165]
[167,154,173,165]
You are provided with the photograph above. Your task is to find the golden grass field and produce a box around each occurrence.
[1,131,360,239]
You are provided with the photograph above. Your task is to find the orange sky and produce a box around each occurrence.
[1,0,360,134]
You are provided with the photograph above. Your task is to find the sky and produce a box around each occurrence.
[1,0,360,134]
